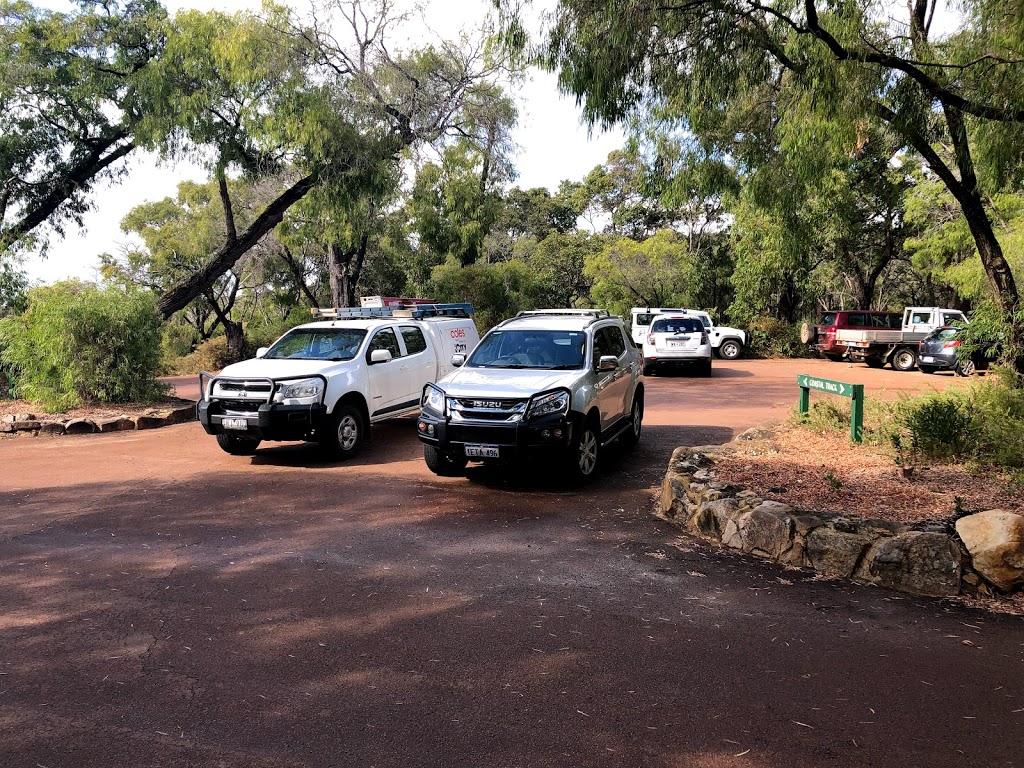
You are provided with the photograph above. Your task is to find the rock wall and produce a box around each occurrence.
[658,444,1022,599]
[0,400,196,437]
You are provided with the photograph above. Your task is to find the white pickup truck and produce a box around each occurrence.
[198,304,480,457]
[630,307,746,359]
[837,306,967,371]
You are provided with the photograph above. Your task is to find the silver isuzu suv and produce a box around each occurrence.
[416,309,644,482]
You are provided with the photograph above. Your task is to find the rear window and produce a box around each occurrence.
[818,312,837,327]
[652,317,703,334]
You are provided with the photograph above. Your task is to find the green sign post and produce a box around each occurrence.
[797,374,865,443]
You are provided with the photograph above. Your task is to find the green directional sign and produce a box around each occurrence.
[796,375,855,397]
[797,374,865,442]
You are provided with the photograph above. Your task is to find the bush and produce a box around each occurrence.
[0,281,168,411]
[901,396,975,461]
[746,316,812,358]
[169,336,234,375]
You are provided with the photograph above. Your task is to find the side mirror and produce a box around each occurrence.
[451,353,465,367]
[255,347,269,359]
[370,349,393,364]
[598,355,619,372]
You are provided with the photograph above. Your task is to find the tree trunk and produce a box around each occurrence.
[157,173,318,318]
[223,319,246,363]
[328,234,369,309]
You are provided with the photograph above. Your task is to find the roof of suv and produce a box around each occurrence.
[498,310,620,333]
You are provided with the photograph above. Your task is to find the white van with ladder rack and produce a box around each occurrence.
[198,303,480,458]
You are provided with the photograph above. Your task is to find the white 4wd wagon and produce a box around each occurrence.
[416,309,644,482]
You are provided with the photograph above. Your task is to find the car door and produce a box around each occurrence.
[397,324,436,407]
[365,326,406,417]
[593,325,631,432]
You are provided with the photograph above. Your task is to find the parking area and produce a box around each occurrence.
[1,359,1019,768]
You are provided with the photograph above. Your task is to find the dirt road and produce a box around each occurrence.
[1,360,1019,767]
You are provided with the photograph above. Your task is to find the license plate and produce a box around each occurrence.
[667,340,688,348]
[222,418,248,430]
[921,356,934,363]
[465,444,500,458]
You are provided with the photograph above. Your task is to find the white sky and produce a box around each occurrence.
[23,0,624,283]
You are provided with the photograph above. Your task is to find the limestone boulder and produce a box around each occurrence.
[805,527,873,578]
[99,417,136,433]
[63,418,98,435]
[134,415,167,430]
[956,510,1024,592]
[37,421,65,435]
[12,420,41,431]
[724,501,794,558]
[863,531,961,597]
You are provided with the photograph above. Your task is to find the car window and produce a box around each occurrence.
[819,312,836,326]
[604,325,627,356]
[846,313,865,327]
[399,326,427,355]
[635,313,657,327]
[264,328,367,361]
[942,312,965,326]
[367,327,401,360]
[910,312,931,324]
[467,330,586,369]
[651,317,703,334]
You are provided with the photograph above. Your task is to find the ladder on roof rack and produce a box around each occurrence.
[311,303,474,320]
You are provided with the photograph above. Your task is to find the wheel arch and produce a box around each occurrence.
[331,391,371,440]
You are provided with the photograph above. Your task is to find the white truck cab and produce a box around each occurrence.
[198,303,479,457]
[630,307,746,359]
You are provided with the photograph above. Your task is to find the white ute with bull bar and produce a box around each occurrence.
[198,303,480,457]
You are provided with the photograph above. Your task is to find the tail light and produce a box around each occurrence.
[700,332,709,345]
[943,339,962,349]
[647,333,655,345]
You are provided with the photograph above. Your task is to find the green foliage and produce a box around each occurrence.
[0,281,167,411]
[824,472,843,491]
[901,397,975,461]
[428,257,535,331]
[585,230,694,317]
[745,317,810,359]
[169,336,233,376]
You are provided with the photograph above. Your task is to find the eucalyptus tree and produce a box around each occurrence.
[140,0,515,319]
[526,0,1024,369]
[0,0,165,256]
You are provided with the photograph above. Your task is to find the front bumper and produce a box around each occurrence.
[198,400,329,441]
[416,409,582,463]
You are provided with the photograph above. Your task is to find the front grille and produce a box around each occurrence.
[448,424,518,446]
[213,379,273,401]
[222,401,266,415]
[450,397,527,422]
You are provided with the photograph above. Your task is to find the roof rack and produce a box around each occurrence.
[311,303,474,320]
[514,309,610,319]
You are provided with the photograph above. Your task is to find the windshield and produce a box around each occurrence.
[263,328,367,361]
[467,330,587,369]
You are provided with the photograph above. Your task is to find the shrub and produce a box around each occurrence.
[170,336,233,375]
[746,316,811,358]
[901,396,975,460]
[0,281,168,411]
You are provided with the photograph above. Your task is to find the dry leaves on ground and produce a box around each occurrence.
[716,425,1024,524]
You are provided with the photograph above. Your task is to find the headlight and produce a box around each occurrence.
[274,378,324,401]
[422,384,447,415]
[526,389,570,420]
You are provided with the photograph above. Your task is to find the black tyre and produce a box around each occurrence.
[698,359,713,377]
[642,364,654,376]
[955,358,976,377]
[891,347,917,372]
[423,444,468,476]
[321,403,364,459]
[566,419,600,483]
[799,322,817,344]
[919,366,935,375]
[621,395,644,448]
[718,339,742,360]
[864,357,884,368]
[826,354,846,363]
[216,433,261,455]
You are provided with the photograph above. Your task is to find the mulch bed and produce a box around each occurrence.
[0,397,190,425]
